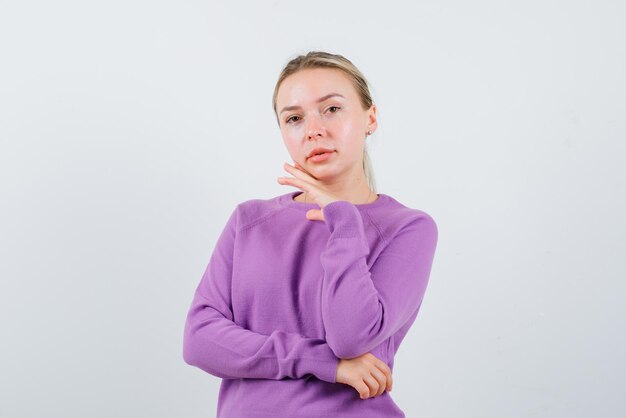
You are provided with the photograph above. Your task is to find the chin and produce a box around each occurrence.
[306,166,340,181]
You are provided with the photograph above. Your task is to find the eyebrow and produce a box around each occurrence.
[279,93,346,114]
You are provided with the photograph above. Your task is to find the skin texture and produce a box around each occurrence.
[275,67,379,221]
[336,353,393,399]
[275,68,392,398]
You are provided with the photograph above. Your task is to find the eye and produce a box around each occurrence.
[285,107,339,125]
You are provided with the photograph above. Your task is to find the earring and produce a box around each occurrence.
[367,130,372,135]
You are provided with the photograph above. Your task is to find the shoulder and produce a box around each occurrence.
[228,194,288,232]
[367,194,438,243]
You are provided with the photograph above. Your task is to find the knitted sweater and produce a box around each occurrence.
[183,191,438,417]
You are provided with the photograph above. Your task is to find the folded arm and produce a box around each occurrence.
[319,201,438,359]
[182,206,339,383]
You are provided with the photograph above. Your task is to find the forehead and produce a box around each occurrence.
[277,68,357,106]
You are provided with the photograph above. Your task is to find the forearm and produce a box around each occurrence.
[320,201,438,359]
[183,289,339,383]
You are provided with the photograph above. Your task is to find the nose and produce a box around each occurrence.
[306,114,326,139]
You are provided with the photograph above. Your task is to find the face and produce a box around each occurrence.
[275,68,377,182]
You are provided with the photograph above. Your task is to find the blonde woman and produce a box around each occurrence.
[183,51,438,417]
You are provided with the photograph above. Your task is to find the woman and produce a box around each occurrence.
[183,51,438,417]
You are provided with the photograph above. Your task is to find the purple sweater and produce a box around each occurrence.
[183,191,438,417]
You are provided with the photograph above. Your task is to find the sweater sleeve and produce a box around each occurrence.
[182,206,340,383]
[319,201,438,359]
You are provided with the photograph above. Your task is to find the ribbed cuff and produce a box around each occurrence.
[295,342,339,383]
[322,201,365,238]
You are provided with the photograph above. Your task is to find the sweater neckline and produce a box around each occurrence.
[278,191,390,212]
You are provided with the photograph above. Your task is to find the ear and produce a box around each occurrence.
[367,103,378,133]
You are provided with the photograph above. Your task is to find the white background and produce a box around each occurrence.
[1,1,624,417]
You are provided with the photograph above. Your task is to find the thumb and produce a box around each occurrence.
[305,208,325,221]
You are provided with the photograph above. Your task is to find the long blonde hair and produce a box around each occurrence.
[272,51,377,193]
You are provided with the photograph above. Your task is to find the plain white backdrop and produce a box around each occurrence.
[1,1,624,417]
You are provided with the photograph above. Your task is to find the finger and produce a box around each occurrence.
[369,367,387,397]
[374,358,393,392]
[355,381,370,400]
[283,162,315,182]
[293,161,306,172]
[295,162,321,181]
[276,175,313,195]
[305,209,324,221]
[362,374,379,399]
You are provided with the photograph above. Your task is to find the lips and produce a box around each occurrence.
[307,147,335,159]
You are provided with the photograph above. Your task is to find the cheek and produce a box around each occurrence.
[333,114,356,136]
[334,118,361,149]
[282,125,304,144]
[281,134,301,157]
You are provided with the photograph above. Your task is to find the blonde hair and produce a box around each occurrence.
[272,51,377,193]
